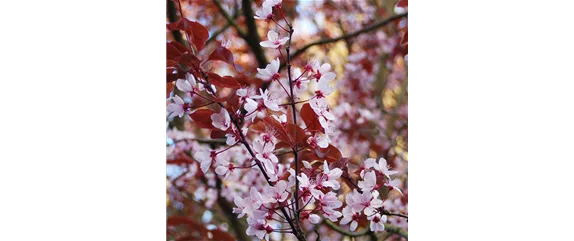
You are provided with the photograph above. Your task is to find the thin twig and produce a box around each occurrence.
[212,0,246,38]
[285,13,408,69]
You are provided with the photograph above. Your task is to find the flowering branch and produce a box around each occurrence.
[198,70,307,241]
[212,0,247,38]
[287,12,408,66]
[324,219,408,239]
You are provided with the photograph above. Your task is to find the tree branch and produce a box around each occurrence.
[241,0,269,68]
[324,219,408,239]
[212,0,247,38]
[287,12,408,64]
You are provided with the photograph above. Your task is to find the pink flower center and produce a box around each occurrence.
[272,73,281,80]
[314,71,322,81]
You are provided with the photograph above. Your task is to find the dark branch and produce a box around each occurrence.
[241,0,269,68]
[212,0,246,38]
[287,13,408,65]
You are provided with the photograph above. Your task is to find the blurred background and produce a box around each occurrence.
[167,0,407,240]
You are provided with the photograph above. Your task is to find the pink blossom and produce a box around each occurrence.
[307,132,330,149]
[254,1,273,20]
[309,98,335,129]
[210,108,231,131]
[339,206,360,231]
[368,213,387,232]
[193,149,220,174]
[167,95,185,119]
[259,88,280,111]
[263,180,289,203]
[253,139,278,175]
[257,58,280,81]
[358,170,377,192]
[364,157,398,178]
[384,178,403,196]
[316,191,343,221]
[260,30,289,49]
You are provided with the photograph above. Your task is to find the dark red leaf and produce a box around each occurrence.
[167,60,185,82]
[167,82,174,98]
[167,19,209,52]
[210,229,235,241]
[208,45,243,72]
[207,72,241,88]
[397,0,408,8]
[167,41,190,61]
[263,117,292,146]
[167,216,208,238]
[285,123,307,146]
[210,129,227,139]
[300,103,323,132]
[189,109,216,129]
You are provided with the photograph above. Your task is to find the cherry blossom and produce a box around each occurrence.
[309,97,335,129]
[297,173,316,204]
[175,73,197,93]
[167,95,185,119]
[215,158,233,179]
[258,88,280,111]
[260,30,289,49]
[257,58,281,81]
[319,161,342,190]
[237,87,260,102]
[368,213,387,232]
[384,178,403,196]
[263,180,289,203]
[193,149,220,174]
[292,67,309,94]
[254,1,273,20]
[339,206,360,231]
[315,77,334,98]
[307,132,330,149]
[253,139,278,175]
[225,125,247,146]
[316,191,343,221]
[266,0,282,7]
[271,114,287,125]
[210,108,231,131]
[358,170,377,192]
[364,157,398,179]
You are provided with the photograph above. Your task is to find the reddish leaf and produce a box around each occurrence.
[321,145,343,162]
[167,41,190,61]
[285,123,307,146]
[300,103,323,132]
[167,216,208,238]
[400,29,408,46]
[189,109,216,129]
[167,81,174,98]
[207,72,241,89]
[167,19,209,52]
[330,157,351,171]
[286,106,295,124]
[300,145,342,164]
[275,141,291,149]
[208,45,243,72]
[210,129,227,139]
[397,0,408,8]
[167,60,185,82]
[264,117,292,146]
[166,153,194,165]
[178,53,201,73]
[209,229,235,241]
